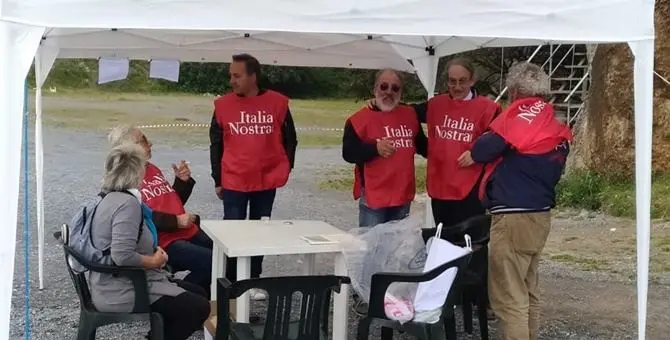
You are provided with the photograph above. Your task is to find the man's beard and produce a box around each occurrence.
[377,96,399,112]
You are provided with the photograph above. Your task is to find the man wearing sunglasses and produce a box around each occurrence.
[342,69,427,228]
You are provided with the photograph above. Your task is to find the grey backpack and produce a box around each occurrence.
[68,191,142,272]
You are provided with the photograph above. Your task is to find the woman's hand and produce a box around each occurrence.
[150,247,169,269]
[177,213,196,228]
[142,247,169,269]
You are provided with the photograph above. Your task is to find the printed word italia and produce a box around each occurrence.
[435,116,475,142]
[229,111,274,135]
[383,125,414,148]
[141,176,175,200]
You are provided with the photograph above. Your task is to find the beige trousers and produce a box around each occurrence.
[488,212,551,340]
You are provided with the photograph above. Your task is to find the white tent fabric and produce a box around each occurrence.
[0,19,45,340]
[0,1,656,339]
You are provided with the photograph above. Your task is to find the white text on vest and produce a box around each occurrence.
[229,111,274,135]
[384,124,414,148]
[517,101,547,124]
[141,175,176,201]
[435,115,475,142]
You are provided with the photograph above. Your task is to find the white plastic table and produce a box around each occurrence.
[200,219,360,340]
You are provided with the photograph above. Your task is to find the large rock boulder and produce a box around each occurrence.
[570,0,670,176]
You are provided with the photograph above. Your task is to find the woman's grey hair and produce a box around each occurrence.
[505,62,551,98]
[108,124,139,147]
[101,143,147,192]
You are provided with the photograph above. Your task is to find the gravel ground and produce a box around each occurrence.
[8,126,668,339]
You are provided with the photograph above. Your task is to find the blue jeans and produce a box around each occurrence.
[221,189,277,280]
[165,228,213,298]
[358,193,411,227]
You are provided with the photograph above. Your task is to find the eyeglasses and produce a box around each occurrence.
[379,83,401,93]
[448,78,470,87]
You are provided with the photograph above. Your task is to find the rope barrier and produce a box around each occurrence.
[135,123,344,132]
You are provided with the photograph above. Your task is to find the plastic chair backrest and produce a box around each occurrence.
[422,215,492,246]
[224,275,350,340]
[60,224,96,312]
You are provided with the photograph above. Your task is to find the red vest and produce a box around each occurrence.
[140,163,197,249]
[478,98,573,200]
[349,105,419,209]
[214,90,291,192]
[426,94,499,200]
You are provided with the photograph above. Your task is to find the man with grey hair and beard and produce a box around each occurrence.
[342,69,427,228]
[342,69,430,316]
[461,62,573,339]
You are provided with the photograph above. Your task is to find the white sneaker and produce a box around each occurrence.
[249,288,267,301]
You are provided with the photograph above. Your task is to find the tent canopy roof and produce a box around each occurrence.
[2,0,655,44]
[41,29,563,70]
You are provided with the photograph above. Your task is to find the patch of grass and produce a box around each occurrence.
[550,253,610,271]
[557,170,670,220]
[290,99,361,129]
[556,171,605,210]
[39,107,200,131]
[34,93,358,147]
[318,162,427,191]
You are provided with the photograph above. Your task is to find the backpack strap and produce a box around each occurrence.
[97,190,147,258]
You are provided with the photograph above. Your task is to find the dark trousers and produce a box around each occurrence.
[150,280,210,340]
[165,228,213,299]
[222,188,277,281]
[431,186,485,230]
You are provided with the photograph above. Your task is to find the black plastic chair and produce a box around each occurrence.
[356,253,472,340]
[214,275,351,340]
[422,214,492,340]
[56,224,164,340]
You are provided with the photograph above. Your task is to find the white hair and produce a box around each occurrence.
[107,124,139,147]
[505,62,551,98]
[101,143,147,192]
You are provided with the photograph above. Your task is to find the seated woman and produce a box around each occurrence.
[108,125,214,298]
[89,143,209,340]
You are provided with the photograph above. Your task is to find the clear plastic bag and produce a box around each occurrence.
[342,213,427,323]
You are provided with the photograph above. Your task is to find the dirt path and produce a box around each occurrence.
[539,269,670,339]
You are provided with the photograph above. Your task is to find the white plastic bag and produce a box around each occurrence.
[342,213,427,323]
[413,223,472,323]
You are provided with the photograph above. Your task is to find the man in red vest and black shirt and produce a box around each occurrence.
[465,62,572,340]
[209,53,297,300]
[343,68,426,315]
[343,68,427,228]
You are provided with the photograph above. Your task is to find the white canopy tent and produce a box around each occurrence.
[0,1,656,339]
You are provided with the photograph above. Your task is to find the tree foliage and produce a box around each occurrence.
[29,46,538,101]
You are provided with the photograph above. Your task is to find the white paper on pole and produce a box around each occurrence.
[98,57,129,84]
[149,59,180,82]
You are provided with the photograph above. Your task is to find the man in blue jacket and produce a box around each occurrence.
[459,62,572,340]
